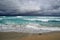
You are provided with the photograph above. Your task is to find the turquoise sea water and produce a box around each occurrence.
[0,16,60,27]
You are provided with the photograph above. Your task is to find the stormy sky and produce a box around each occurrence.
[0,0,60,16]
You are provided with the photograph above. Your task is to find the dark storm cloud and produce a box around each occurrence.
[0,0,60,16]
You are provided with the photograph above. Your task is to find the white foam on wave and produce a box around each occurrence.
[23,18,60,22]
[22,16,60,22]
[25,23,60,31]
[16,16,23,18]
[25,23,40,30]
[0,23,60,33]
[39,27,60,31]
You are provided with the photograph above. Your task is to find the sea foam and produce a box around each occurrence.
[0,23,60,33]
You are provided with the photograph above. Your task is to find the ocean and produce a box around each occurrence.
[0,16,60,33]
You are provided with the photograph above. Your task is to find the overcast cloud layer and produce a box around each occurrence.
[0,0,60,16]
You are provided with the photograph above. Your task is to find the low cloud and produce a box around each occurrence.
[0,0,60,15]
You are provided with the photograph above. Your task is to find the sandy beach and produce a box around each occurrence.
[0,32,60,40]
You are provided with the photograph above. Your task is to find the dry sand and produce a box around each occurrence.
[0,32,60,40]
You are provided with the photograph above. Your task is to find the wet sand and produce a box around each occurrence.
[0,32,29,40]
[0,32,60,40]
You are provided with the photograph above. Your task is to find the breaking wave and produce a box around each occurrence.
[0,16,60,22]
[0,23,60,33]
